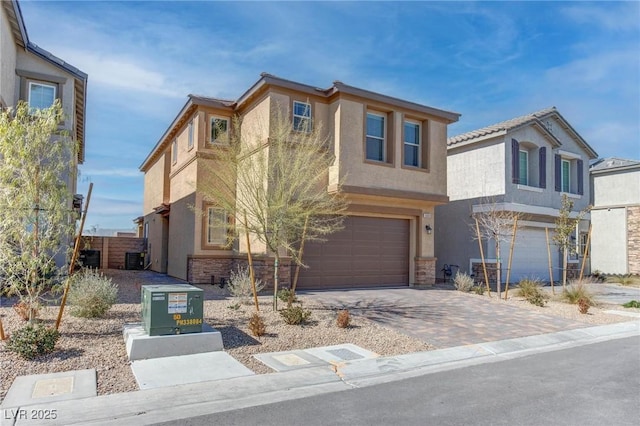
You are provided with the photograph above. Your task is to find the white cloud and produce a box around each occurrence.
[52,48,185,98]
[562,3,640,31]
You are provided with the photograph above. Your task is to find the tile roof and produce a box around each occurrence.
[590,157,640,172]
[448,107,558,146]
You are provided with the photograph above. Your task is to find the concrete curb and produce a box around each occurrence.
[2,321,638,426]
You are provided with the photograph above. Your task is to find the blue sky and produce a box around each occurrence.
[18,0,640,231]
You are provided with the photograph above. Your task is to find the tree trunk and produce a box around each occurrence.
[562,247,568,290]
[496,242,502,300]
[273,254,279,311]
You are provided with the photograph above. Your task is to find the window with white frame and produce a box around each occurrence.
[171,139,177,164]
[206,207,227,245]
[293,101,312,132]
[519,150,529,186]
[210,117,229,144]
[28,82,56,110]
[561,159,570,193]
[404,121,420,167]
[188,120,194,150]
[366,113,385,162]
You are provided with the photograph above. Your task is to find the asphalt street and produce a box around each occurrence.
[159,336,640,426]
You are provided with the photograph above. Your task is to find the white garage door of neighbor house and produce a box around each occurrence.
[297,216,410,289]
[508,227,560,282]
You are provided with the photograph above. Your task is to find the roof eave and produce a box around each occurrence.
[333,81,460,123]
[139,97,196,171]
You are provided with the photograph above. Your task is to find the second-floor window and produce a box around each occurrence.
[554,153,583,195]
[210,117,229,144]
[366,113,385,162]
[561,159,570,193]
[171,139,177,164]
[28,82,56,110]
[404,121,421,167]
[293,101,312,132]
[519,150,529,186]
[188,121,194,150]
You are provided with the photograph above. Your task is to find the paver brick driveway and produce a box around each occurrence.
[302,286,594,349]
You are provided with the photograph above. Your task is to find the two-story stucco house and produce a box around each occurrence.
[590,158,640,275]
[1,0,87,263]
[140,73,460,288]
[435,107,598,283]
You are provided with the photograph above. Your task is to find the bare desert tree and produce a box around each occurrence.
[198,105,347,310]
[553,194,589,290]
[0,101,78,322]
[472,200,522,299]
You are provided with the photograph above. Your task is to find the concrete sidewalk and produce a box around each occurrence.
[1,321,638,426]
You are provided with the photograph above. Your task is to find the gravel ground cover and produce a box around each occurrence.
[1,270,637,403]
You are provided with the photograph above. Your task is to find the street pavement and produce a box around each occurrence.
[157,336,640,426]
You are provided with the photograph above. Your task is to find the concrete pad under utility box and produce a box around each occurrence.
[131,352,255,389]
[124,323,224,361]
[0,369,96,409]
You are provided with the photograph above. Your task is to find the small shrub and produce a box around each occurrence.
[280,305,311,325]
[227,302,241,310]
[277,288,297,305]
[68,268,118,318]
[228,266,265,305]
[13,301,39,322]
[248,312,266,337]
[515,279,548,307]
[577,298,590,314]
[561,282,595,306]
[606,274,639,286]
[336,310,350,328]
[622,300,640,309]
[473,285,485,295]
[6,324,60,359]
[453,272,474,292]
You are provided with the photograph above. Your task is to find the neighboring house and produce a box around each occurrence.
[435,107,598,283]
[590,158,640,275]
[140,73,460,289]
[1,0,87,263]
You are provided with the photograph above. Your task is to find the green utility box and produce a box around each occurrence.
[141,284,204,336]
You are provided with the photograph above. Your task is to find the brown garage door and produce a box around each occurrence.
[297,216,409,289]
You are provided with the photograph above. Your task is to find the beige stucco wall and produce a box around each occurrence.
[332,98,448,196]
[15,51,75,129]
[0,8,17,107]
[447,140,505,201]
[143,154,169,215]
[170,160,197,204]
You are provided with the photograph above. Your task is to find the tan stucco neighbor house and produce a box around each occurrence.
[1,0,87,263]
[435,108,598,283]
[590,158,640,275]
[140,73,460,289]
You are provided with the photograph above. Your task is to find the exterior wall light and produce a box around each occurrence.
[425,224,432,234]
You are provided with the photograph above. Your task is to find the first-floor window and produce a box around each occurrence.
[28,82,56,110]
[366,113,385,162]
[206,207,227,245]
[561,159,570,193]
[404,121,420,167]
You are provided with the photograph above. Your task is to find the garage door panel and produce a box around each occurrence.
[508,227,560,282]
[298,216,410,289]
